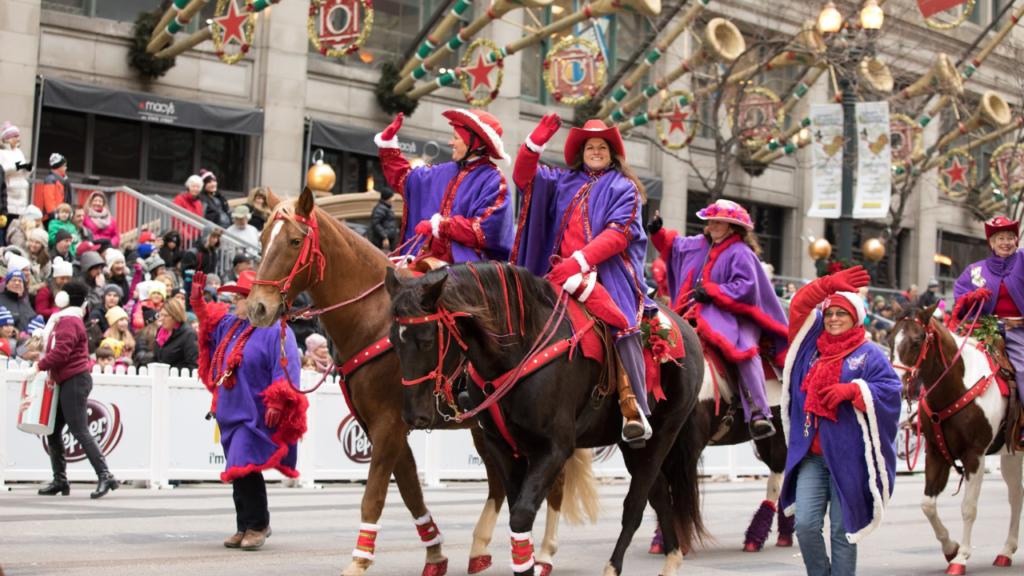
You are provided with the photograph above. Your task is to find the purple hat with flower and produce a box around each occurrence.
[696,199,754,230]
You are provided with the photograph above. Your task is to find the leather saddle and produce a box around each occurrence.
[988,337,1023,452]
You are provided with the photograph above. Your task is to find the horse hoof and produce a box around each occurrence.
[945,545,961,563]
[743,541,762,552]
[421,559,448,576]
[776,536,793,547]
[648,543,664,554]
[536,562,553,576]
[467,555,492,574]
[993,555,1012,567]
[945,563,966,575]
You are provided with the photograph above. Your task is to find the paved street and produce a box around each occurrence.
[1,472,1020,575]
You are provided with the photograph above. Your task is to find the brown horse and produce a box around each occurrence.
[247,187,575,576]
[890,301,1023,574]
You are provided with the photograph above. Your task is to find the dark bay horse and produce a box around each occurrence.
[247,187,571,576]
[387,262,708,576]
[890,301,1023,574]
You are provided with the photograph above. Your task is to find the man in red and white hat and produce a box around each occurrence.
[953,215,1024,446]
[374,109,513,264]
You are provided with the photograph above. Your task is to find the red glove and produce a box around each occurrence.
[191,271,207,302]
[968,287,994,305]
[265,406,282,428]
[528,113,562,148]
[820,382,862,412]
[414,219,434,238]
[380,113,404,141]
[548,257,582,285]
[821,265,871,295]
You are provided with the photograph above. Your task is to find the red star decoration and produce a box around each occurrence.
[214,0,248,46]
[465,53,496,91]
[942,157,969,188]
[664,102,690,136]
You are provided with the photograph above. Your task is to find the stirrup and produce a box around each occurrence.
[750,418,776,441]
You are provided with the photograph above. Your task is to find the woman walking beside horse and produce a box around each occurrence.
[511,114,655,444]
[781,265,901,575]
[375,109,513,263]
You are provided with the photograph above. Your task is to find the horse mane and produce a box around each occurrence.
[391,261,558,359]
[895,295,939,322]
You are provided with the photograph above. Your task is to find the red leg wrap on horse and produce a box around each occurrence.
[508,528,535,573]
[352,523,382,561]
[414,512,444,547]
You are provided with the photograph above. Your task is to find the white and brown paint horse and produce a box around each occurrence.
[890,301,1023,574]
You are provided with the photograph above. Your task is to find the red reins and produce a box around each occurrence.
[892,302,981,402]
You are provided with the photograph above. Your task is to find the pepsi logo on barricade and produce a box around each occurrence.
[41,399,123,462]
[338,414,372,464]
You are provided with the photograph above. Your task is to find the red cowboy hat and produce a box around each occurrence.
[442,109,511,166]
[218,270,256,298]
[984,216,1019,240]
[563,119,626,166]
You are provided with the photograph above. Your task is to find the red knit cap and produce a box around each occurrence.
[822,291,865,324]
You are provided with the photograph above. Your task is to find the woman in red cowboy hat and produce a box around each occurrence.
[647,200,789,440]
[953,215,1024,446]
[374,109,513,263]
[190,269,309,550]
[512,114,655,444]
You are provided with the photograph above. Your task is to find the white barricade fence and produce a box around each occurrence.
[2,361,782,489]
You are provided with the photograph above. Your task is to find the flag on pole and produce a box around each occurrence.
[918,0,971,19]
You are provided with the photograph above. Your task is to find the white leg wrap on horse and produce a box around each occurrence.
[352,523,382,561]
[508,528,535,573]
[414,511,444,547]
[661,549,684,576]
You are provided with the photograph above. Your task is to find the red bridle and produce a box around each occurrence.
[394,307,471,408]
[252,211,327,301]
[891,302,981,402]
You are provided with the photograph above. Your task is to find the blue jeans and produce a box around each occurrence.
[794,453,856,576]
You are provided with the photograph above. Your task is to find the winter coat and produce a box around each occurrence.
[160,230,184,268]
[7,224,31,252]
[201,190,232,228]
[153,322,199,371]
[0,288,36,332]
[47,218,78,250]
[38,307,90,384]
[0,144,30,215]
[41,171,71,217]
[83,210,121,248]
[174,192,204,218]
[35,284,61,321]
[369,200,398,249]
[246,204,267,231]
[0,164,7,215]
[134,321,159,367]
[180,225,221,275]
[225,223,261,250]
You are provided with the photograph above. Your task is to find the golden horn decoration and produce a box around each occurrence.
[760,129,811,164]
[894,117,1022,184]
[749,63,827,161]
[147,0,209,54]
[398,0,481,80]
[155,27,213,59]
[611,18,744,120]
[900,53,963,100]
[859,57,893,93]
[720,21,823,89]
[935,91,1012,151]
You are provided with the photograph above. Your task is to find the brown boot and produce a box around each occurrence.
[224,532,245,548]
[240,526,272,551]
[616,359,646,445]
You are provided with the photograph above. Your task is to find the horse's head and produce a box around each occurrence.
[889,299,945,399]
[249,186,322,327]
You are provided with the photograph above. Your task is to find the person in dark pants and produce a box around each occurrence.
[368,189,398,250]
[30,278,118,499]
[0,163,7,247]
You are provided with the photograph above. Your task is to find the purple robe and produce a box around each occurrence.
[513,165,655,337]
[663,232,789,365]
[399,158,513,262]
[780,310,902,543]
[953,252,1024,316]
[209,316,302,482]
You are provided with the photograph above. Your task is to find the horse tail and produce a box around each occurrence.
[560,448,602,526]
[663,408,711,551]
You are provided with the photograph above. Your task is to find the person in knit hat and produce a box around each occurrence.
[88,284,123,333]
[137,242,157,260]
[132,280,166,330]
[103,307,135,364]
[303,333,331,374]
[780,266,901,575]
[0,306,17,354]
[199,169,232,228]
[41,153,71,217]
[26,227,52,289]
[50,228,74,262]
[145,253,167,280]
[35,256,73,321]
[26,314,45,336]
[0,268,34,332]
[7,205,44,253]
[0,121,31,216]
[104,248,136,306]
[374,109,513,263]
[83,191,120,249]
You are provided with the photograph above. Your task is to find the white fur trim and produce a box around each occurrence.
[525,136,546,154]
[412,512,432,525]
[55,291,69,309]
[578,272,597,302]
[413,512,444,547]
[563,273,582,296]
[781,309,820,446]
[826,291,867,325]
[508,527,535,572]
[374,132,400,149]
[351,522,382,560]
[846,378,887,544]
[430,213,442,239]
[572,250,590,273]
[448,108,511,166]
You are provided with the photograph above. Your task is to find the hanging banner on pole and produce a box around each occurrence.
[917,0,970,19]
[807,104,844,219]
[853,101,892,219]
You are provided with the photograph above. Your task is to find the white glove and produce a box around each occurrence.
[25,365,39,380]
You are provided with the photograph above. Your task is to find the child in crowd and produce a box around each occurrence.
[304,334,332,374]
[300,355,317,371]
[104,306,136,363]
[0,306,18,357]
[47,203,78,252]
[132,281,166,331]
[94,345,116,373]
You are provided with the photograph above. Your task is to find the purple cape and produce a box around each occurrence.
[210,316,302,479]
[953,252,1024,316]
[513,165,655,337]
[664,233,789,365]
[400,158,513,262]
[780,311,902,543]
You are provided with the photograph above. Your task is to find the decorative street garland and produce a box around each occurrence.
[654,90,697,150]
[990,141,1024,192]
[728,87,783,149]
[459,38,504,108]
[211,0,257,65]
[888,113,923,171]
[542,36,606,105]
[937,147,977,198]
[308,0,374,61]
[925,0,975,30]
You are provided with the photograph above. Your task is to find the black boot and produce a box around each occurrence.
[750,417,776,441]
[39,446,70,496]
[91,472,119,499]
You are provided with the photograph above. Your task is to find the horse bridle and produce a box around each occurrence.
[891,302,982,402]
[394,303,471,417]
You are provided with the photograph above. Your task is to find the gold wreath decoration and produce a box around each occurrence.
[211,0,257,65]
[926,0,975,30]
[542,36,606,105]
[990,142,1024,192]
[654,90,698,151]
[938,147,977,198]
[308,0,374,61]
[888,113,923,170]
[727,86,784,149]
[459,38,504,108]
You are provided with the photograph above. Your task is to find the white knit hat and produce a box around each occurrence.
[1,122,19,141]
[105,248,125,271]
[5,254,31,274]
[52,257,73,278]
[822,291,867,325]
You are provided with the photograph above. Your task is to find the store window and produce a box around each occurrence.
[148,125,195,187]
[316,149,391,196]
[200,131,246,192]
[38,109,87,174]
[93,117,141,180]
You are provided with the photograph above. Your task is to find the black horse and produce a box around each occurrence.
[387,262,708,576]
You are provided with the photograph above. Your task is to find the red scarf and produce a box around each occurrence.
[801,325,866,422]
[211,319,257,390]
